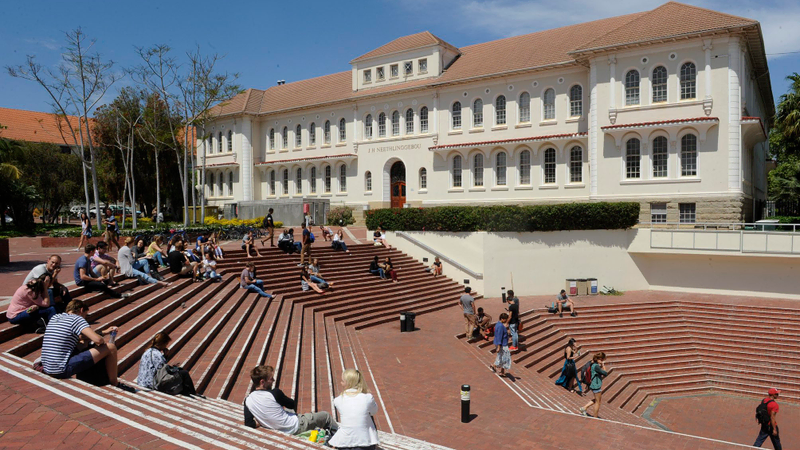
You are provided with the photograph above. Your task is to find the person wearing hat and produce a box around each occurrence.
[754,388,782,449]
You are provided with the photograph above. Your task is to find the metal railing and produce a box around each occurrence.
[394,231,484,279]
[640,222,800,255]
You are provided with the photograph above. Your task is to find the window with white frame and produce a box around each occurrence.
[282,169,289,195]
[339,165,347,192]
[295,124,302,147]
[309,123,316,145]
[404,61,413,75]
[420,107,429,133]
[570,146,583,183]
[625,70,640,106]
[679,203,696,223]
[378,112,386,137]
[652,136,668,178]
[472,98,483,128]
[625,138,641,179]
[544,148,556,184]
[209,173,215,196]
[452,102,462,130]
[296,168,303,194]
[217,173,223,197]
[282,127,288,149]
[365,171,372,192]
[495,152,507,186]
[364,115,373,139]
[390,64,398,78]
[376,67,384,81]
[269,128,275,150]
[680,62,697,100]
[495,95,507,125]
[569,85,583,117]
[207,136,213,154]
[218,132,223,152]
[324,165,332,193]
[419,167,427,190]
[652,66,668,103]
[519,150,531,185]
[681,133,698,176]
[518,92,530,123]
[543,88,555,120]
[228,172,233,196]
[391,111,400,136]
[339,118,346,142]
[452,155,462,188]
[405,108,414,134]
[227,130,233,152]
[324,120,331,144]
[269,170,276,195]
[363,69,372,83]
[473,154,484,187]
[418,58,427,73]
[310,167,317,193]
[651,202,667,223]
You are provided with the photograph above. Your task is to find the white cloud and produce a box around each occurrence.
[24,37,59,51]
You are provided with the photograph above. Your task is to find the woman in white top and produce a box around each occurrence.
[329,369,379,450]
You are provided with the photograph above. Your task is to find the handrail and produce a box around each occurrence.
[639,221,800,232]
[394,231,483,279]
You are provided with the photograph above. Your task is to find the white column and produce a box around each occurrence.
[353,106,359,142]
[240,117,254,201]
[727,38,741,192]
[608,55,617,110]
[432,92,439,136]
[589,60,598,196]
[703,39,714,115]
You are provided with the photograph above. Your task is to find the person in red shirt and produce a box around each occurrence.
[754,388,782,449]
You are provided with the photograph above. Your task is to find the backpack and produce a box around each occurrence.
[755,399,774,426]
[154,365,183,395]
[309,232,315,243]
[318,281,329,289]
[580,361,594,386]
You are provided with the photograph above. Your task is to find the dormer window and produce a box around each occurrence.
[418,58,427,73]
[376,67,385,81]
[404,61,413,76]
[363,69,372,83]
[390,64,399,78]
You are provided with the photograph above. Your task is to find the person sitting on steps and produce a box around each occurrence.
[301,266,328,294]
[373,227,390,249]
[136,332,197,396]
[369,256,386,279]
[74,244,128,299]
[277,229,295,254]
[332,228,350,253]
[91,241,119,286]
[308,258,335,287]
[381,257,398,283]
[24,255,71,313]
[242,230,261,258]
[168,241,200,281]
[557,289,578,317]
[426,256,442,277]
[240,262,274,298]
[474,307,493,340]
[320,225,333,242]
[8,273,57,332]
[119,237,171,287]
[147,235,169,267]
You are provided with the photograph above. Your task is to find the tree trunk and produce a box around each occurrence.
[200,125,206,225]
[155,147,161,224]
[130,139,137,229]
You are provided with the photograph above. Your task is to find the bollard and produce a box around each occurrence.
[501,286,507,303]
[461,384,470,423]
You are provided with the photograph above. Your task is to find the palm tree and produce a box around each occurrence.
[0,125,22,180]
[775,73,800,142]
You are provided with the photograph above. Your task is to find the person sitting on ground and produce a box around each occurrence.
[74,244,127,299]
[381,257,398,283]
[119,237,170,287]
[91,241,119,285]
[242,230,261,258]
[77,212,91,251]
[8,273,56,332]
[308,258,335,287]
[136,331,197,395]
[301,266,327,294]
[134,239,165,281]
[320,225,333,242]
[240,262,273,298]
[332,229,350,253]
[24,255,71,312]
[329,368,379,450]
[147,235,168,267]
[373,227,390,249]
[426,256,443,277]
[474,307,493,340]
[369,256,386,279]
[557,289,578,318]
[203,252,222,281]
[101,208,121,251]
[168,241,199,281]
[41,299,134,392]
[244,364,338,435]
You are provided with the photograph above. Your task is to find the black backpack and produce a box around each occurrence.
[755,399,774,425]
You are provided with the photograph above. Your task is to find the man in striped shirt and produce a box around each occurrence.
[41,299,134,392]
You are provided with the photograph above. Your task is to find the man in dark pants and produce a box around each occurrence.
[754,388,782,449]
[261,208,275,247]
[298,223,311,267]
[73,244,129,299]
[506,290,520,351]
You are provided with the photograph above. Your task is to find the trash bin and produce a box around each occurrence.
[404,312,416,332]
[577,279,588,296]
[566,279,578,296]
[587,278,599,295]
[400,312,407,332]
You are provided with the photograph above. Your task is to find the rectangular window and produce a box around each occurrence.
[390,64,398,78]
[651,203,667,223]
[418,58,427,73]
[296,169,302,194]
[681,134,698,177]
[519,151,531,185]
[570,148,582,183]
[310,168,317,194]
[473,156,484,187]
[404,61,413,75]
[679,203,696,224]
[544,150,556,184]
[324,166,332,193]
[376,67,384,81]
[363,69,371,83]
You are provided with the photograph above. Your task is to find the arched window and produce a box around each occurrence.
[652,136,668,178]
[365,171,372,192]
[310,167,317,194]
[652,66,668,103]
[570,146,583,183]
[269,170,276,195]
[364,115,372,139]
[391,111,400,136]
[473,153,484,187]
[680,62,697,100]
[681,134,697,176]
[282,126,288,149]
[472,98,483,127]
[543,89,555,120]
[282,169,289,195]
[309,123,316,146]
[419,167,427,190]
[228,172,233,196]
[339,118,346,142]
[217,172,223,197]
[209,173,216,197]
[519,150,531,185]
[218,132,223,152]
[569,85,583,117]
[405,108,414,134]
[495,95,506,125]
[324,165,332,193]
[518,92,530,123]
[338,165,347,192]
[420,107,429,133]
[296,168,303,194]
[452,102,462,130]
[269,128,275,150]
[625,70,640,106]
[452,155,462,188]
[495,151,507,186]
[227,130,233,152]
[295,124,302,147]
[324,120,331,144]
[208,136,213,154]
[378,112,386,138]
[543,148,556,184]
[625,138,641,179]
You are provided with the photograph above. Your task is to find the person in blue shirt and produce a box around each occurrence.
[490,313,511,377]
[101,208,121,251]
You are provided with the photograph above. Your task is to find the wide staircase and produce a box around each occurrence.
[0,242,472,449]
[458,300,799,428]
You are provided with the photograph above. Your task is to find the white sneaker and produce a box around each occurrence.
[121,293,132,299]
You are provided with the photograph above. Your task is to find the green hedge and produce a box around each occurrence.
[767,216,800,224]
[365,202,640,232]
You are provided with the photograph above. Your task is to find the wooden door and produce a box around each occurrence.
[391,182,406,208]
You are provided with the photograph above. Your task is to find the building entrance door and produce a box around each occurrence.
[390,161,406,209]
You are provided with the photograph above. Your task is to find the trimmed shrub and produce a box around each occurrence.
[327,206,355,226]
[365,202,640,232]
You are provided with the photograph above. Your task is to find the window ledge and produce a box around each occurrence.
[469,128,485,134]
[564,183,586,189]
[336,193,347,196]
[321,193,333,197]
[364,191,373,196]
[321,144,332,149]
[419,71,428,75]
[515,123,532,129]
[266,150,276,155]
[279,149,289,153]
[418,189,427,194]
[491,125,508,131]
[335,142,347,147]
[565,117,582,123]
[620,178,701,185]
[448,130,463,136]
[307,146,317,150]
[468,187,486,192]
[491,186,509,191]
[514,185,534,190]
[539,184,558,190]
[293,147,302,151]
[448,188,464,193]
[539,120,557,126]
[364,81,372,85]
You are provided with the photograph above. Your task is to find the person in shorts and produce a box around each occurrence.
[580,352,608,418]
[459,287,477,337]
[261,208,275,247]
[101,208,121,251]
[490,313,511,377]
[557,289,577,317]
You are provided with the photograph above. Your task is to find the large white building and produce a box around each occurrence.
[199,2,773,224]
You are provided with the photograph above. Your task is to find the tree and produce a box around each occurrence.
[769,73,800,202]
[18,142,83,223]
[0,124,23,228]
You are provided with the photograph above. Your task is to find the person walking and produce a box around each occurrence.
[459,287,476,337]
[490,313,511,377]
[754,388,782,449]
[261,208,275,247]
[77,212,91,251]
[555,338,582,394]
[580,352,608,418]
[506,290,520,351]
[299,222,312,266]
[101,208,121,251]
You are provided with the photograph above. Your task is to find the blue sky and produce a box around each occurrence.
[1,0,798,114]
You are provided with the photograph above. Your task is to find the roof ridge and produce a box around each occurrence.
[660,1,757,24]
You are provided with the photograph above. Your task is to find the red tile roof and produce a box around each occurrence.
[255,154,357,166]
[0,107,91,146]
[430,132,588,151]
[351,31,458,63]
[601,117,719,130]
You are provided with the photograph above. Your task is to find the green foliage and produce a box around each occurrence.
[326,206,356,226]
[768,156,800,202]
[365,202,640,232]
[768,216,800,223]
[18,142,83,222]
